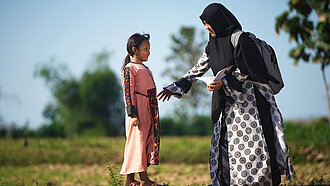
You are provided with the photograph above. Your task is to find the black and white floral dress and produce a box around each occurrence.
[165,52,295,186]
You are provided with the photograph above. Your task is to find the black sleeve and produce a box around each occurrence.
[205,43,210,55]
[174,77,192,94]
[233,32,268,80]
[123,67,138,117]
[173,44,210,94]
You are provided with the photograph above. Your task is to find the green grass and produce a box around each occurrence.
[284,121,330,164]
[0,121,329,185]
[0,164,108,185]
[0,137,125,166]
[1,122,328,166]
[0,136,212,166]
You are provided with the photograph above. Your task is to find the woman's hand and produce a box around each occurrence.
[131,117,140,126]
[157,89,174,102]
[207,79,224,91]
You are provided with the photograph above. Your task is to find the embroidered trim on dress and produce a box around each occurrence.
[124,67,137,117]
[147,88,160,165]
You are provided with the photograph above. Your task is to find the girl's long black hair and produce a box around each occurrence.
[122,33,150,71]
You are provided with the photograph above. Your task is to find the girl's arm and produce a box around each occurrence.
[158,52,210,101]
[123,66,138,117]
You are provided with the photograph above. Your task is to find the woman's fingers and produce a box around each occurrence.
[208,87,212,91]
[208,84,216,89]
[207,85,211,91]
[208,81,223,91]
[157,91,164,97]
[157,90,173,102]
[159,93,167,102]
[159,91,169,102]
[158,92,166,100]
[162,94,170,102]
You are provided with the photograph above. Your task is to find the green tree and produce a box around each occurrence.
[34,50,124,136]
[0,116,8,138]
[164,26,209,117]
[38,102,64,137]
[275,0,330,122]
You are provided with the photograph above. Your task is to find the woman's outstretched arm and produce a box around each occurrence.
[157,51,210,102]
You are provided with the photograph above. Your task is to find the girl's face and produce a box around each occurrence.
[133,40,150,62]
[203,20,216,37]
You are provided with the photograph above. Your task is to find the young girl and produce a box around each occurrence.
[120,33,160,186]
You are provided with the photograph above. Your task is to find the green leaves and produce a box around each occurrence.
[289,44,310,65]
[34,50,124,137]
[275,11,289,34]
[276,0,330,122]
[275,0,329,68]
[289,0,312,16]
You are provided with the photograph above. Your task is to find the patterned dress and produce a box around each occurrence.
[165,52,295,185]
[120,62,160,174]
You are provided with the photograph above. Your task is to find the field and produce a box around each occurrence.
[0,122,329,185]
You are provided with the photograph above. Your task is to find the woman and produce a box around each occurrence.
[158,3,295,186]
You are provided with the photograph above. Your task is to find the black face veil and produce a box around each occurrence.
[199,3,242,37]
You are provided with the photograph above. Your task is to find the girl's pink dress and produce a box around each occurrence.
[120,62,160,174]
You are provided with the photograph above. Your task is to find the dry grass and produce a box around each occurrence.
[1,162,329,185]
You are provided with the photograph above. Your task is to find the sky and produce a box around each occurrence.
[0,0,329,129]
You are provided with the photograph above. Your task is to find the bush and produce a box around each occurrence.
[160,115,213,136]
[38,122,65,138]
[105,161,124,185]
[284,118,330,164]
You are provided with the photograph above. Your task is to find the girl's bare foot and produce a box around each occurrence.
[139,171,159,186]
[126,180,140,186]
[126,173,139,186]
[140,180,157,186]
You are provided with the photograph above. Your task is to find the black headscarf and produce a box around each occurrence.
[175,3,279,124]
[200,3,271,81]
[200,3,243,75]
[199,3,271,124]
[200,3,242,38]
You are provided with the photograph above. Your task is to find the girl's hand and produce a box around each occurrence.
[157,89,173,102]
[131,117,140,126]
[207,80,224,91]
